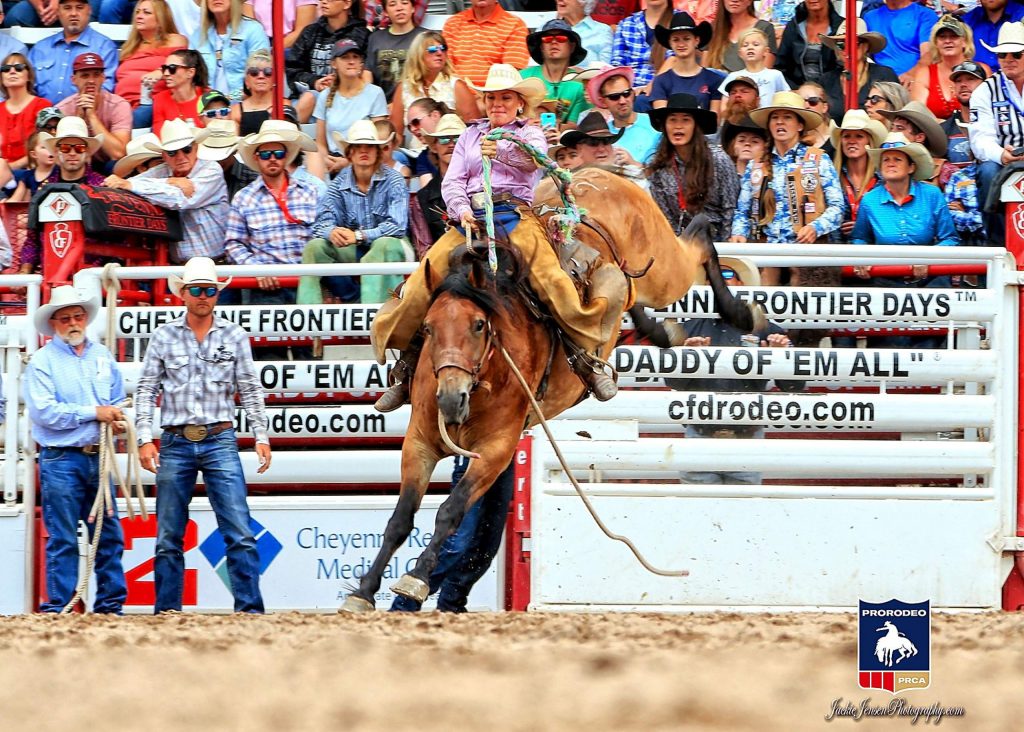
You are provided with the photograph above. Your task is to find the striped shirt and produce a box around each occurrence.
[611,11,672,88]
[24,338,126,448]
[968,72,1024,165]
[225,174,322,266]
[129,159,230,263]
[442,5,529,87]
[311,165,409,241]
[135,315,269,445]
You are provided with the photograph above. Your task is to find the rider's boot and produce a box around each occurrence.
[374,339,422,413]
[578,360,618,401]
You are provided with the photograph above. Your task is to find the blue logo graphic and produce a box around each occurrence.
[199,518,283,589]
[858,599,931,694]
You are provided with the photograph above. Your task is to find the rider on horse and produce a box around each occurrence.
[372,63,626,412]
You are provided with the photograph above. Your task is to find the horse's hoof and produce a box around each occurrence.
[391,574,429,603]
[339,595,375,614]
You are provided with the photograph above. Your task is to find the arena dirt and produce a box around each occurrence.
[0,611,1018,730]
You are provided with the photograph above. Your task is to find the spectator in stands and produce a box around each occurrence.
[586,65,659,165]
[649,12,721,112]
[0,54,53,170]
[647,93,738,239]
[289,0,369,123]
[6,0,59,26]
[775,0,842,89]
[314,39,388,176]
[592,0,641,27]
[28,0,119,104]
[190,0,269,101]
[442,0,530,87]
[115,0,188,129]
[863,0,935,82]
[103,119,230,265]
[245,0,318,48]
[197,116,245,194]
[943,61,988,169]
[281,104,327,189]
[720,113,768,176]
[366,0,427,101]
[522,19,591,129]
[231,49,291,137]
[962,0,1024,71]
[406,98,451,180]
[0,7,28,60]
[23,286,128,615]
[945,143,985,245]
[136,256,270,614]
[864,81,910,128]
[703,0,778,73]
[412,112,465,251]
[111,132,162,176]
[557,0,613,66]
[717,28,789,106]
[365,0,427,32]
[36,106,64,133]
[909,15,989,122]
[55,52,130,166]
[8,131,56,201]
[879,100,954,188]
[819,20,899,123]
[832,109,886,239]
[562,110,648,186]
[717,73,759,129]
[611,0,672,100]
[797,81,834,155]
[299,119,412,304]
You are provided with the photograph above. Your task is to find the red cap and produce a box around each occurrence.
[72,53,105,73]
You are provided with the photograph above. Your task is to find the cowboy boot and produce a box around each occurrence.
[581,363,618,401]
[374,340,422,413]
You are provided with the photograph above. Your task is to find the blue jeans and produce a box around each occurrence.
[391,457,514,612]
[132,105,153,129]
[976,160,1003,247]
[4,1,41,25]
[39,447,126,613]
[681,426,764,485]
[96,0,134,23]
[154,428,264,613]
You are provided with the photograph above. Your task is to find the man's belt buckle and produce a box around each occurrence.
[470,192,487,210]
[182,424,209,442]
[81,444,100,455]
[711,429,738,439]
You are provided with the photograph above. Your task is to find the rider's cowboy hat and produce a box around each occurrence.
[830,109,888,150]
[877,100,947,157]
[749,90,825,131]
[694,256,761,287]
[422,113,467,139]
[654,12,712,50]
[144,117,210,154]
[867,132,934,181]
[43,115,103,155]
[527,18,587,66]
[197,118,243,162]
[821,19,887,59]
[238,118,317,171]
[585,64,635,108]
[35,286,99,337]
[112,133,162,176]
[559,110,625,147]
[169,256,232,298]
[982,19,1024,53]
[331,118,394,155]
[649,92,718,134]
[468,64,547,108]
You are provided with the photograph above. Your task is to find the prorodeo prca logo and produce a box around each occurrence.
[858,599,930,694]
[199,518,283,589]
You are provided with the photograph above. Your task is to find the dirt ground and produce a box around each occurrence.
[0,611,1018,731]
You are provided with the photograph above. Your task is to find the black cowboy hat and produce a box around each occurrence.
[527,18,587,67]
[559,110,625,148]
[649,93,718,135]
[654,12,713,50]
[720,114,769,151]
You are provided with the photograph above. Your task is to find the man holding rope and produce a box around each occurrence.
[24,286,127,614]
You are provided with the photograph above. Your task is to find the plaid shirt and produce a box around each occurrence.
[129,159,230,263]
[135,315,269,445]
[611,11,672,87]
[225,174,322,266]
[312,165,408,241]
[944,164,984,236]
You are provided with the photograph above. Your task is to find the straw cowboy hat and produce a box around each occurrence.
[830,109,887,150]
[585,64,635,108]
[750,90,825,131]
[649,92,718,134]
[169,256,232,298]
[868,132,934,181]
[237,118,317,171]
[43,115,103,155]
[144,117,210,154]
[877,100,948,157]
[112,133,162,176]
[527,18,587,66]
[654,12,712,50]
[35,286,99,337]
[197,118,242,162]
[982,19,1024,53]
[468,64,546,108]
[331,118,394,155]
[422,113,467,139]
[559,110,624,147]
[694,256,760,287]
[821,18,887,58]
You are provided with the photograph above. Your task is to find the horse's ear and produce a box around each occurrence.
[424,259,435,291]
[468,257,486,290]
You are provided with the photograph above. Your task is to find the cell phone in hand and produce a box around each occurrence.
[540,112,557,129]
[1012,146,1024,157]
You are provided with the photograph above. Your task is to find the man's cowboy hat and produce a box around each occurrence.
[468,64,546,108]
[144,117,210,154]
[830,108,888,150]
[35,285,99,337]
[43,115,103,155]
[821,18,887,59]
[169,256,232,298]
[654,12,712,50]
[649,92,718,134]
[526,18,587,66]
[559,110,625,147]
[694,256,761,287]
[877,101,948,157]
[112,133,162,176]
[422,113,467,139]
[238,118,317,171]
[982,19,1024,53]
[197,117,243,162]
[331,118,394,155]
[585,64,635,108]
[867,132,934,181]
[749,90,825,131]
[721,114,770,151]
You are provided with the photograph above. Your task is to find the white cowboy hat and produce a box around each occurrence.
[867,132,934,181]
[331,118,394,155]
[237,118,317,171]
[42,115,103,155]
[422,113,467,139]
[144,117,210,154]
[198,118,242,162]
[468,63,546,108]
[831,109,888,150]
[112,133,162,176]
[694,256,761,287]
[168,256,232,298]
[749,90,825,131]
[35,285,99,337]
[983,20,1024,53]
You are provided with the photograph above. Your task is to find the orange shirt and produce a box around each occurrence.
[443,5,529,87]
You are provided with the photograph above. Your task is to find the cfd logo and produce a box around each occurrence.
[48,223,73,259]
[122,516,198,605]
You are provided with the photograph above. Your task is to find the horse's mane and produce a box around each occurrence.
[431,245,527,317]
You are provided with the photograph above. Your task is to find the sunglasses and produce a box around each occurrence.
[0,63,27,73]
[602,89,633,101]
[407,116,424,128]
[186,285,219,298]
[247,67,273,77]
[202,107,231,118]
[434,136,458,145]
[256,149,288,160]
[721,268,739,281]
[541,34,569,44]
[164,143,194,157]
[802,96,823,106]
[43,122,59,131]
[57,143,87,153]
[999,51,1024,60]
[425,44,447,54]
[161,63,191,74]
[50,312,87,325]
[580,138,611,146]
[864,94,886,105]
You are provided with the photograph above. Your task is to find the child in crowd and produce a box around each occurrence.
[8,131,55,202]
[375,118,412,185]
[718,28,789,107]
[650,13,723,113]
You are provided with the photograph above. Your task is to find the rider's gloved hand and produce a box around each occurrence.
[480,138,498,159]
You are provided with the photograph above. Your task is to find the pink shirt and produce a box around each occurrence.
[250,0,318,37]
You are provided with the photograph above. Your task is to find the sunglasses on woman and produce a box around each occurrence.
[0,63,27,73]
[999,51,1024,60]
[721,268,738,280]
[202,107,231,118]
[161,63,191,74]
[247,67,273,77]
[541,34,569,44]
[186,285,219,298]
[864,94,885,105]
[425,44,447,54]
[802,96,823,106]
[256,149,288,160]
[407,116,424,129]
[434,136,458,145]
[57,143,87,153]
[602,89,633,101]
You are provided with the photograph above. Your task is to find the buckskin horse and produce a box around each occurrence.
[341,168,759,612]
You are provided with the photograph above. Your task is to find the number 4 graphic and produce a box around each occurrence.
[122,516,198,606]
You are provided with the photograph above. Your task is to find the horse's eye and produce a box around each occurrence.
[423,325,433,337]
[474,319,486,333]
